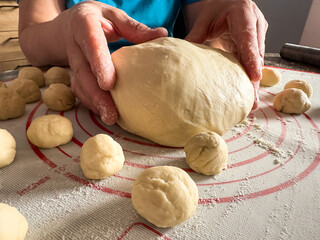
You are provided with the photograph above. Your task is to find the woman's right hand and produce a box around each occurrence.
[19,1,168,124]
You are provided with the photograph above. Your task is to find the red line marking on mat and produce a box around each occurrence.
[117,222,171,240]
[17,176,51,196]
[64,172,131,198]
[264,65,320,75]
[56,147,72,158]
[88,110,114,135]
[75,104,93,137]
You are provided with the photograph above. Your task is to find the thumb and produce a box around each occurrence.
[107,10,168,43]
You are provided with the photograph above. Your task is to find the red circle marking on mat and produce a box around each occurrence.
[27,95,320,203]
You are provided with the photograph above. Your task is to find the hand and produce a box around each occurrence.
[185,0,268,109]
[59,2,168,124]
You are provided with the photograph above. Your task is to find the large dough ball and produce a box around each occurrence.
[8,78,41,103]
[0,129,16,168]
[260,68,282,87]
[273,88,311,114]
[131,166,198,228]
[42,83,75,111]
[184,131,228,175]
[80,134,125,179]
[0,203,28,240]
[27,115,73,148]
[0,82,7,88]
[18,67,45,87]
[46,67,71,86]
[284,79,313,98]
[0,88,25,120]
[111,37,254,147]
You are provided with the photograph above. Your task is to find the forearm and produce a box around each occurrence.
[18,0,68,66]
[19,16,69,66]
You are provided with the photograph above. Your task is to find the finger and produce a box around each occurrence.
[73,12,116,90]
[185,10,213,44]
[227,7,263,82]
[67,39,118,125]
[102,7,168,44]
[251,80,260,110]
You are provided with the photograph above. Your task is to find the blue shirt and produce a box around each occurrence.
[67,0,200,52]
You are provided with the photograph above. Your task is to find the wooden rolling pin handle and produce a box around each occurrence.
[280,43,320,67]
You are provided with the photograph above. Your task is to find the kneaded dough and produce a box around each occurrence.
[46,67,71,86]
[284,80,313,98]
[42,83,75,111]
[0,88,25,120]
[18,66,45,87]
[0,203,28,240]
[260,68,282,87]
[132,166,198,228]
[0,82,7,88]
[0,129,16,168]
[27,115,73,148]
[184,131,228,175]
[8,78,41,103]
[273,88,311,114]
[80,134,125,179]
[111,37,254,147]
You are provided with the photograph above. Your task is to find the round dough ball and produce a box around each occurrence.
[260,68,282,87]
[111,37,254,147]
[0,203,28,240]
[284,80,313,98]
[0,129,16,168]
[42,83,75,111]
[18,67,45,87]
[0,82,7,88]
[184,131,228,175]
[8,78,41,103]
[273,88,311,114]
[0,88,25,120]
[132,166,198,228]
[46,67,71,86]
[80,134,125,179]
[27,114,73,148]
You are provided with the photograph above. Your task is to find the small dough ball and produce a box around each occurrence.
[46,67,71,86]
[0,129,16,168]
[284,80,313,98]
[8,78,41,103]
[18,67,45,87]
[0,203,28,240]
[27,114,73,148]
[260,68,282,87]
[0,88,25,120]
[132,166,198,228]
[273,88,311,114]
[42,83,75,111]
[184,131,228,175]
[80,134,125,179]
[0,82,7,88]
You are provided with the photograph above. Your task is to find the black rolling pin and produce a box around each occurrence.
[280,43,320,67]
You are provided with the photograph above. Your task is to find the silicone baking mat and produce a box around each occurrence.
[1,67,320,239]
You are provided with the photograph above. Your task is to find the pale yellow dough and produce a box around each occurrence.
[0,203,28,240]
[184,131,228,175]
[0,129,16,168]
[80,134,125,179]
[8,78,41,103]
[27,115,73,148]
[0,88,25,120]
[111,37,254,147]
[18,67,45,87]
[284,80,313,98]
[46,67,71,86]
[260,68,282,87]
[42,83,75,111]
[131,166,198,228]
[273,88,311,114]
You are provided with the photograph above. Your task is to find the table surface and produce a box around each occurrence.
[1,59,320,240]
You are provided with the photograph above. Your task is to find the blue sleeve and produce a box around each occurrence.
[181,0,201,5]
